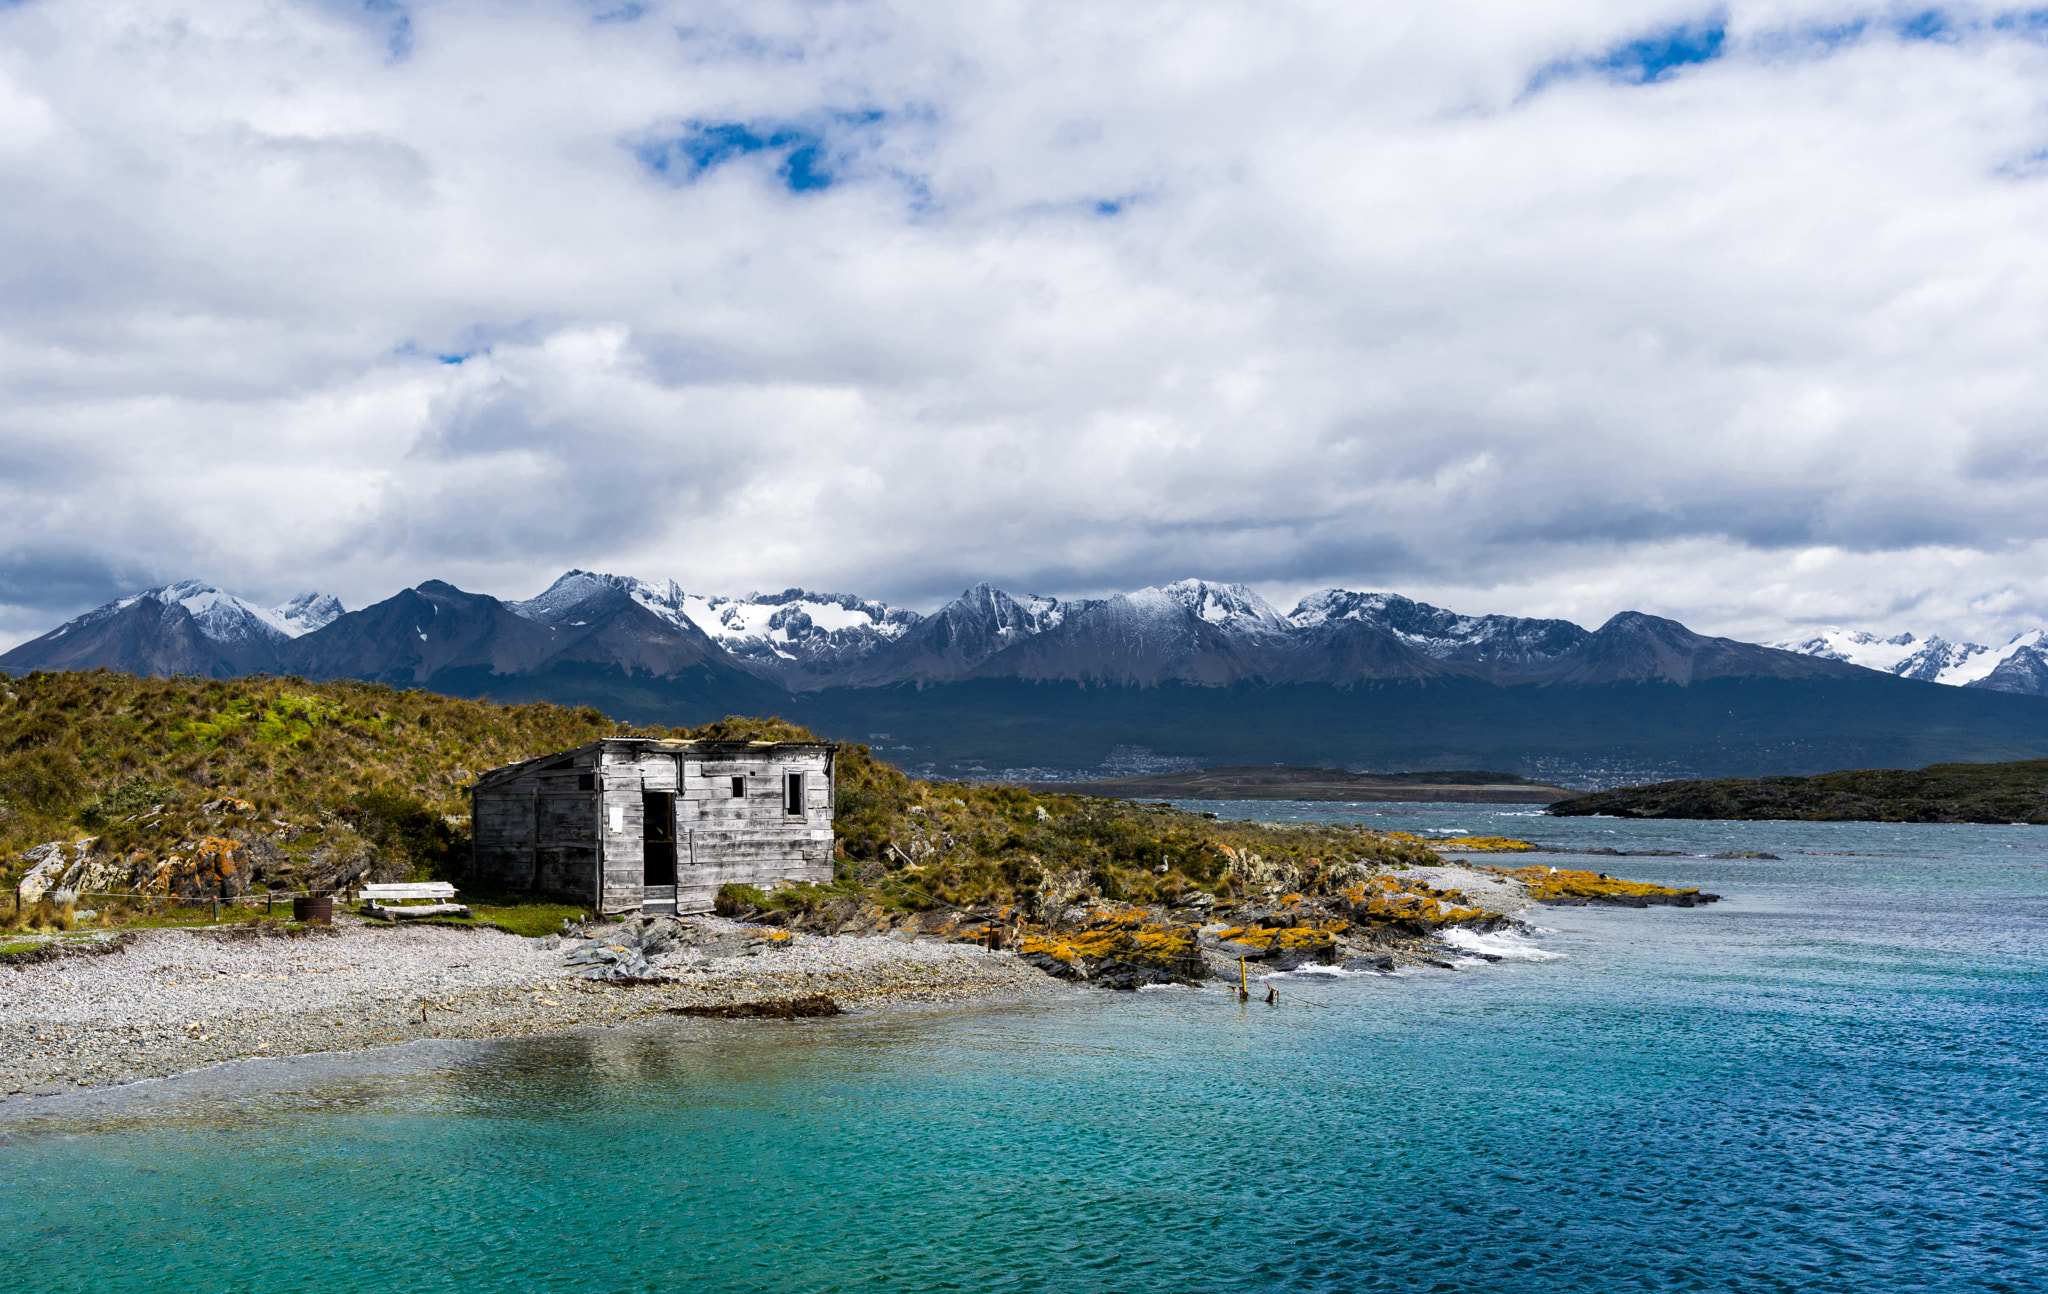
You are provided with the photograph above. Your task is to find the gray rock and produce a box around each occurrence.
[1343,955,1395,973]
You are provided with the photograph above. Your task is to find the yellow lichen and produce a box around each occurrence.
[1502,866,1703,902]
[1385,833,1537,852]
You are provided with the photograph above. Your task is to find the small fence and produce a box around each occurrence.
[10,884,359,923]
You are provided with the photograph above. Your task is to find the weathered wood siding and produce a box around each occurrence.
[469,739,835,915]
[471,751,602,903]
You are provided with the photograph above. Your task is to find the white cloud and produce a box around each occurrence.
[2,0,2047,650]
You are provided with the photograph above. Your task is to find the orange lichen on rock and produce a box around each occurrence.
[1021,914,1200,982]
[1337,873,1507,932]
[143,835,253,900]
[1384,832,1537,853]
[1503,866,1712,905]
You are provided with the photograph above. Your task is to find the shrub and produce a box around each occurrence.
[715,883,769,916]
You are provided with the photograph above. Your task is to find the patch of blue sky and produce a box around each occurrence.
[590,1,645,21]
[1532,6,2048,93]
[1994,145,2048,179]
[395,320,552,365]
[318,0,411,60]
[1091,194,1148,217]
[1991,7,2048,36]
[394,341,488,365]
[1896,9,1956,40]
[635,111,886,195]
[1529,15,1727,90]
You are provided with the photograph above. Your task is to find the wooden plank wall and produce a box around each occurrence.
[473,742,836,915]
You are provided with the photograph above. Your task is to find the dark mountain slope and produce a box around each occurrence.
[834,582,1072,686]
[507,578,776,681]
[1290,589,1590,674]
[784,672,2048,777]
[1263,616,1469,684]
[1534,612,1863,686]
[0,596,259,678]
[280,581,565,684]
[273,580,789,719]
[972,588,1290,686]
[1972,644,2048,696]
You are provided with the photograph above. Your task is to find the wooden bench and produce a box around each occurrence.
[359,882,471,921]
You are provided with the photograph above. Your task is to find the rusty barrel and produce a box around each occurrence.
[293,894,333,925]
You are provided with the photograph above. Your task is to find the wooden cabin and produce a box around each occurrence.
[469,737,837,915]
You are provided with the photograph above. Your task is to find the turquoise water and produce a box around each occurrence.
[4,806,2045,1292]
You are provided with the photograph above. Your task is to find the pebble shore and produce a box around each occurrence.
[1,916,1068,1100]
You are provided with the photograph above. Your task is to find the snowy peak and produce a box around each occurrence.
[274,592,345,635]
[510,570,690,628]
[1771,627,1912,663]
[686,587,921,649]
[1772,625,2047,690]
[822,582,1073,686]
[92,580,344,645]
[146,581,295,645]
[1288,589,1589,669]
[1158,579,1289,636]
[2,578,342,677]
[509,569,930,681]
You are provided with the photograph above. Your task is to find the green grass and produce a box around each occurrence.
[467,899,589,938]
[1,671,1453,916]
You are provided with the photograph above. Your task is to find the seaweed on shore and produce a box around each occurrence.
[668,995,843,1019]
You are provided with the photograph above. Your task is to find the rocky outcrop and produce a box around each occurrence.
[559,915,794,980]
[1503,866,1720,907]
[15,839,122,904]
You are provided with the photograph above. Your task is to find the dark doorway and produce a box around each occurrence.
[642,791,677,886]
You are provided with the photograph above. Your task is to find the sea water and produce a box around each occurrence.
[2,807,2044,1292]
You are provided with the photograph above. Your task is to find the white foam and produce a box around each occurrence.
[1440,927,1563,963]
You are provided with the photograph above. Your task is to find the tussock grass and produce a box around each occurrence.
[1,670,1451,919]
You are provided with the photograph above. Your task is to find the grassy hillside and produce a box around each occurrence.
[1548,758,2048,822]
[0,671,1448,921]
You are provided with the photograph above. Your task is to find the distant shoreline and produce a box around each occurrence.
[1547,758,2048,823]
[1024,764,1574,804]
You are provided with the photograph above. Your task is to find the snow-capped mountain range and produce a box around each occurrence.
[6,570,2047,699]
[1769,627,2048,693]
[86,580,344,645]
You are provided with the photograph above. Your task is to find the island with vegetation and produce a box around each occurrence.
[0,670,1716,1098]
[1548,758,2048,823]
[1024,765,1574,803]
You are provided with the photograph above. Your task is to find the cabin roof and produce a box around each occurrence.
[470,736,838,791]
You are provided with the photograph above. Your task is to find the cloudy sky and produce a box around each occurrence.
[2,0,2046,649]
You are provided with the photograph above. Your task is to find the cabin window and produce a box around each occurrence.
[578,774,594,792]
[731,776,746,799]
[785,773,804,816]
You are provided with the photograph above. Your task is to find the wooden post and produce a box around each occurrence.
[1237,956,1250,1002]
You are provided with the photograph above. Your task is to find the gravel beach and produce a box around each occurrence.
[0,916,1068,1100]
